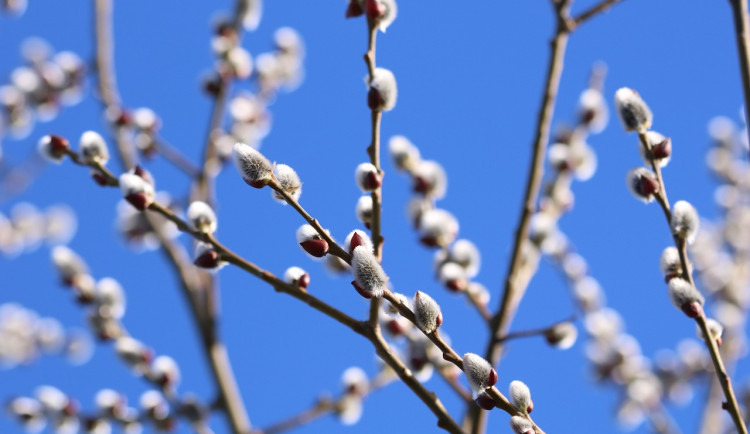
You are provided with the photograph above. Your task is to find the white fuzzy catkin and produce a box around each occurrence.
[341,366,369,395]
[438,262,467,290]
[388,135,420,172]
[419,209,458,247]
[444,239,481,278]
[697,318,723,342]
[38,135,67,163]
[367,67,398,111]
[413,291,442,334]
[51,245,88,283]
[115,336,150,370]
[545,321,578,350]
[295,224,321,244]
[374,0,397,32]
[626,167,658,203]
[638,131,670,167]
[413,160,447,199]
[241,0,262,31]
[354,162,381,192]
[614,87,652,132]
[228,47,253,79]
[509,415,534,434]
[233,142,273,187]
[151,355,181,389]
[79,131,109,164]
[95,277,126,319]
[578,87,608,133]
[283,266,308,285]
[272,164,302,203]
[462,353,495,392]
[355,195,373,224]
[668,278,704,314]
[671,200,699,244]
[509,380,533,414]
[660,246,681,277]
[351,246,388,297]
[119,173,155,202]
[187,201,218,234]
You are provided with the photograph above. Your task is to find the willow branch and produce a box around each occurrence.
[572,0,624,27]
[729,0,750,154]
[495,315,575,344]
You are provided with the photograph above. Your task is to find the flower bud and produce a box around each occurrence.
[544,321,577,350]
[419,209,458,248]
[462,353,497,392]
[95,389,126,418]
[413,291,442,333]
[132,108,160,132]
[659,246,681,282]
[115,336,152,372]
[95,277,126,319]
[345,229,373,255]
[697,318,724,347]
[35,385,70,414]
[365,0,397,32]
[283,266,310,289]
[474,391,495,410]
[671,200,699,244]
[638,131,671,167]
[346,0,364,18]
[7,397,45,432]
[412,160,447,199]
[355,196,373,226]
[467,282,490,305]
[193,242,225,271]
[150,355,180,390]
[509,416,534,434]
[668,278,704,318]
[233,142,273,188]
[272,164,302,203]
[296,224,329,258]
[355,162,382,192]
[437,239,481,278]
[509,380,533,414]
[227,47,253,79]
[366,67,397,112]
[341,366,369,395]
[79,131,109,164]
[388,135,420,172]
[240,0,262,31]
[38,134,69,163]
[626,167,659,203]
[119,173,155,211]
[438,262,468,292]
[51,245,88,285]
[614,87,652,133]
[578,88,608,133]
[187,201,218,234]
[351,245,387,298]
[336,394,363,425]
[140,390,169,420]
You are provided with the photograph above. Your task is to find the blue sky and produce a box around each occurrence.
[0,0,748,433]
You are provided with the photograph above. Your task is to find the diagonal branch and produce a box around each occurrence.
[728,0,750,154]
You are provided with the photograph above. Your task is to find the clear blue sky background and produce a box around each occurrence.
[0,0,747,433]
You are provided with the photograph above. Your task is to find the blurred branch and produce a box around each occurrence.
[572,0,624,27]
[495,315,575,344]
[728,0,750,155]
[92,1,252,432]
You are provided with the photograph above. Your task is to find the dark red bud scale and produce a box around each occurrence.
[300,239,329,257]
[664,272,679,283]
[580,109,596,125]
[387,319,404,335]
[114,109,131,127]
[637,175,660,197]
[63,399,78,417]
[445,278,467,292]
[297,273,310,289]
[364,0,385,20]
[345,0,364,17]
[194,250,220,269]
[48,135,69,153]
[349,232,367,254]
[410,357,427,371]
[364,171,382,190]
[435,313,443,328]
[475,394,495,410]
[367,87,384,111]
[413,176,430,194]
[351,280,372,299]
[92,172,109,186]
[488,368,498,387]
[246,178,269,189]
[652,138,672,159]
[125,193,151,211]
[419,235,439,248]
[681,301,702,319]
[716,336,723,347]
[527,402,534,413]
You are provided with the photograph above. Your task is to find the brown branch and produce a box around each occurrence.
[572,0,624,27]
[155,140,202,178]
[729,0,750,155]
[495,315,575,344]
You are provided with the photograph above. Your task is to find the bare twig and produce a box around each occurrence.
[495,315,576,344]
[728,0,750,154]
[572,0,624,27]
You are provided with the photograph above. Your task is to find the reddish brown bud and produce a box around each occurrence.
[364,171,382,190]
[419,235,439,247]
[488,368,498,387]
[637,174,660,197]
[92,172,109,186]
[445,278,467,292]
[435,313,443,328]
[297,273,310,289]
[475,393,495,410]
[132,165,152,184]
[194,250,220,269]
[413,176,430,194]
[300,239,329,257]
[346,0,364,17]
[367,87,384,111]
[387,319,404,335]
[125,192,152,211]
[365,0,385,20]
[652,138,672,159]
[349,232,367,254]
[681,301,703,318]
[48,135,69,153]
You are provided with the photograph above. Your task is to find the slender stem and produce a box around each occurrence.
[156,140,202,178]
[572,0,624,27]
[495,315,575,344]
[92,2,251,432]
[729,0,750,155]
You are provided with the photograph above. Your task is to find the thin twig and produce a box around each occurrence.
[495,315,575,344]
[572,0,624,27]
[155,140,202,178]
[728,0,750,155]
